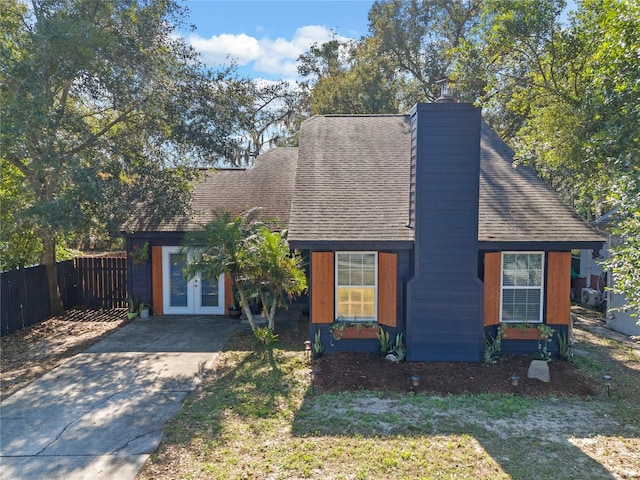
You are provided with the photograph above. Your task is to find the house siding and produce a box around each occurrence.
[405,103,484,362]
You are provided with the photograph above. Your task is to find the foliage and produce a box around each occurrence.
[535,325,555,361]
[457,0,639,220]
[329,319,379,344]
[254,326,279,348]
[224,78,307,166]
[389,333,406,361]
[183,209,307,337]
[182,208,264,334]
[556,332,570,361]
[297,0,483,114]
[129,241,149,262]
[1,0,240,313]
[484,327,503,364]
[313,329,324,356]
[377,327,391,353]
[246,228,307,331]
[604,175,640,319]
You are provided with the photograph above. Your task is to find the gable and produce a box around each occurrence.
[125,147,298,232]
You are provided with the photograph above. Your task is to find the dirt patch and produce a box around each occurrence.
[1,306,131,399]
[313,351,599,396]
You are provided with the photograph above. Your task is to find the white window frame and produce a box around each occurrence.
[335,251,378,322]
[499,251,545,324]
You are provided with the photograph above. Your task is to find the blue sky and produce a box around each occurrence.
[181,0,577,82]
[181,0,375,80]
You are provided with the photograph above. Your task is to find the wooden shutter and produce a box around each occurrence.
[151,245,163,316]
[378,252,397,327]
[224,274,233,314]
[311,251,334,324]
[546,252,571,325]
[483,252,501,326]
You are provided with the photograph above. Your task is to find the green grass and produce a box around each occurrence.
[138,327,639,480]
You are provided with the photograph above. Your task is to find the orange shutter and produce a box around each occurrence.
[546,252,571,325]
[151,245,163,316]
[483,252,501,326]
[311,252,334,324]
[378,252,397,327]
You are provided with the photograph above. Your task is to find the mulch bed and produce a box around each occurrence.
[313,351,600,397]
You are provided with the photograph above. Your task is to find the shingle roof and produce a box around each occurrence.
[478,124,603,244]
[288,115,414,243]
[128,147,297,232]
[287,114,603,246]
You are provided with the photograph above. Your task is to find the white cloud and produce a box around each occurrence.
[188,25,349,79]
[189,33,263,66]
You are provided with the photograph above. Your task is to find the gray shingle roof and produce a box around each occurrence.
[129,147,297,232]
[287,114,603,246]
[478,124,603,244]
[127,111,603,247]
[288,115,414,243]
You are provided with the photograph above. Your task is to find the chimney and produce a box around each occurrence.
[405,101,484,361]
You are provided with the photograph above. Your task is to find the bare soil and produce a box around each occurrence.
[0,306,131,399]
[313,351,599,396]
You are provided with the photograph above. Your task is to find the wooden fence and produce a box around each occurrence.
[0,254,127,337]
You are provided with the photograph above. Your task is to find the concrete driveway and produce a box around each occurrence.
[0,315,238,480]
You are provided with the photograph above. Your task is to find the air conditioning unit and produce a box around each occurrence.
[581,287,601,307]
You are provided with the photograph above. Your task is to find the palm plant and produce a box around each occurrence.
[246,228,307,331]
[182,208,263,333]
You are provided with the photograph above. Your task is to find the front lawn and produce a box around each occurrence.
[137,321,640,480]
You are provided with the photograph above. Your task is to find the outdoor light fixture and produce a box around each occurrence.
[304,340,312,361]
[603,375,612,398]
[510,374,520,386]
[411,375,420,387]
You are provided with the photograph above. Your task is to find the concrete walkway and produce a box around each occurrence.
[0,315,239,480]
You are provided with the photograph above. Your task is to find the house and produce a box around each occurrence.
[576,209,640,337]
[123,100,604,361]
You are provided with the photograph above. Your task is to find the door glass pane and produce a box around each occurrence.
[169,253,188,307]
[200,276,219,307]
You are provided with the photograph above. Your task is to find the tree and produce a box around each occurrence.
[1,0,238,313]
[225,79,306,166]
[183,209,307,339]
[296,0,483,114]
[368,0,483,104]
[604,175,640,320]
[305,37,401,114]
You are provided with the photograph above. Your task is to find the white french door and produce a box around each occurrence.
[162,247,224,314]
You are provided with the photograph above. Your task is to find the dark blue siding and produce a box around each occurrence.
[484,325,570,358]
[126,232,186,309]
[405,103,484,362]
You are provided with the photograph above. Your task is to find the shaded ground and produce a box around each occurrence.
[1,303,633,401]
[0,306,131,399]
[313,351,599,396]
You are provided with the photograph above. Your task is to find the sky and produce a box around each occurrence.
[181,0,376,81]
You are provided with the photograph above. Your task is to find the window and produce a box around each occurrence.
[336,252,377,321]
[500,252,544,323]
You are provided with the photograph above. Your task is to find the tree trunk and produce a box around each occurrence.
[236,284,257,335]
[41,233,64,316]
